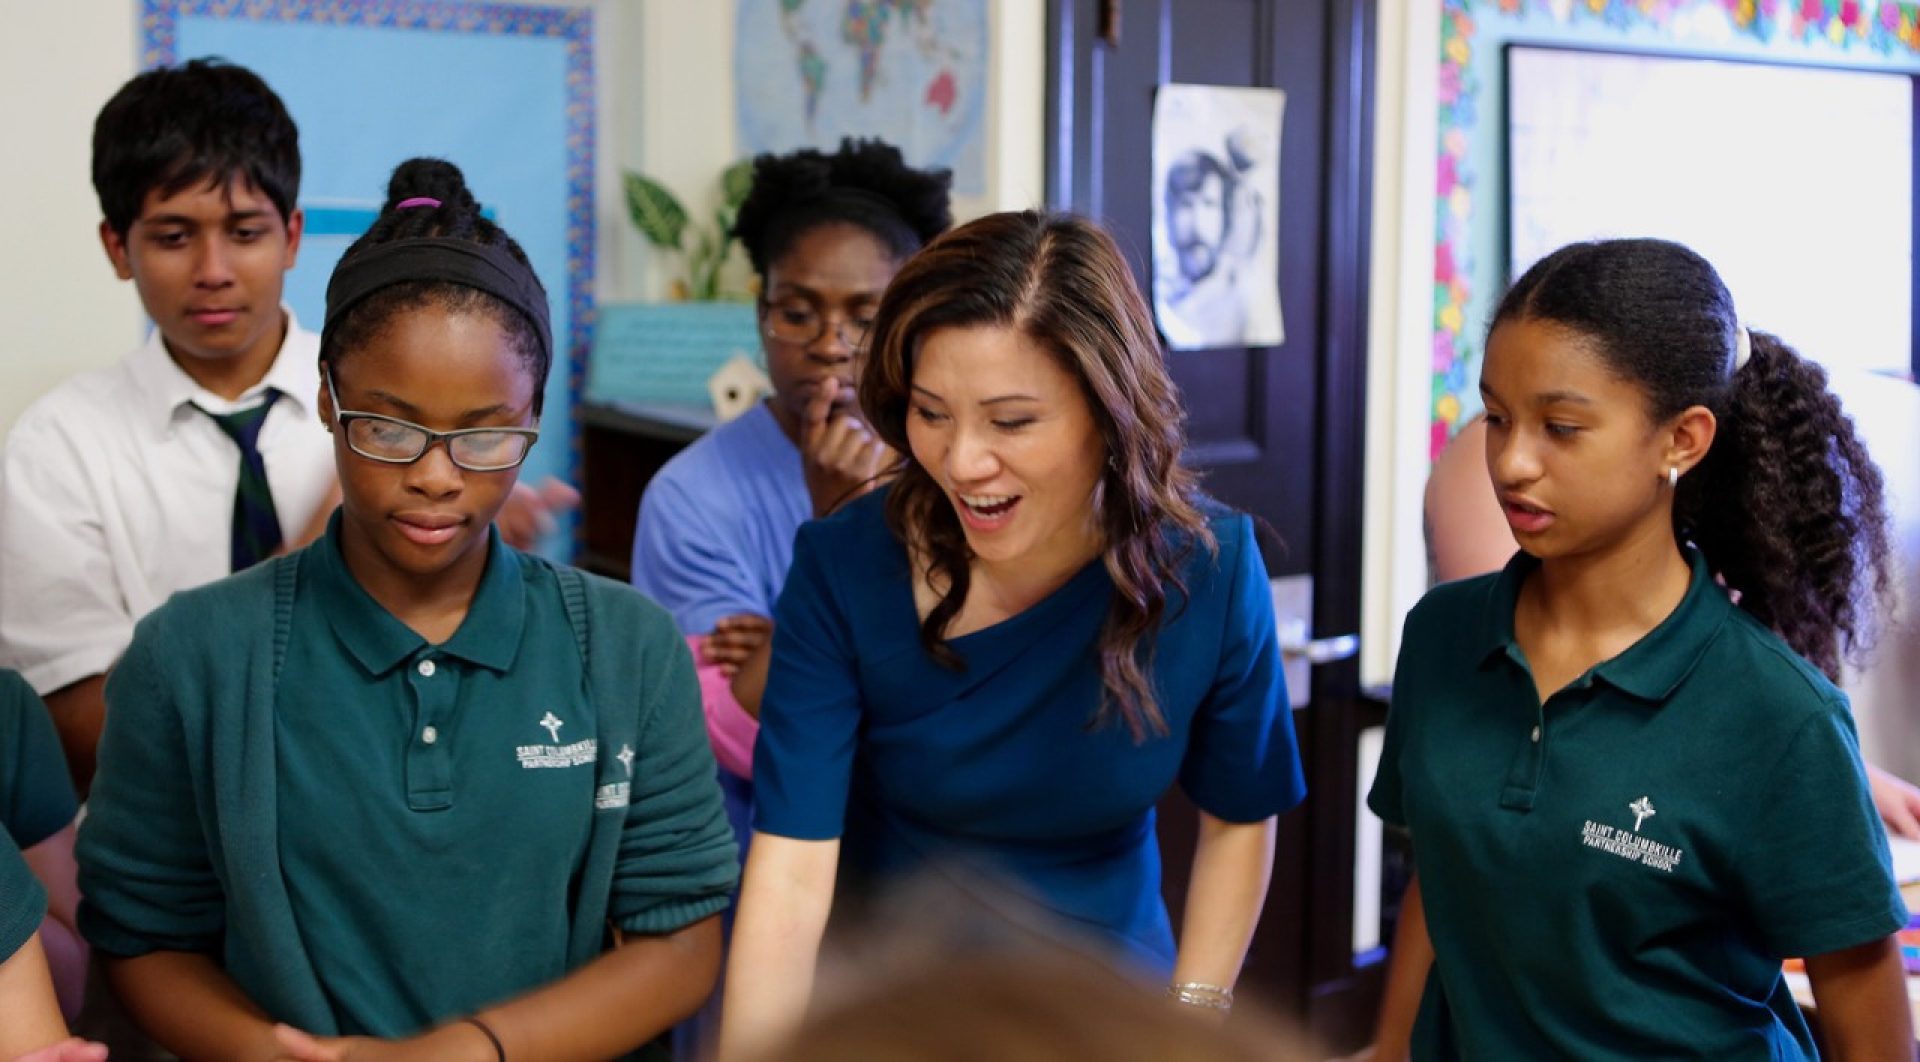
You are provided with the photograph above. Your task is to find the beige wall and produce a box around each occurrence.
[0,0,1045,431]
[0,5,144,434]
[1361,4,1439,689]
[613,0,1044,302]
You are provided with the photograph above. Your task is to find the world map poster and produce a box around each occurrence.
[735,0,988,195]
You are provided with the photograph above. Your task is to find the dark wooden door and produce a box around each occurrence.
[1047,0,1378,1049]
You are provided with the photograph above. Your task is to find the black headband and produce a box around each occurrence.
[322,238,552,362]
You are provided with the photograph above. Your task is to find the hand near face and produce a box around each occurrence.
[703,614,774,678]
[497,476,582,550]
[801,378,895,517]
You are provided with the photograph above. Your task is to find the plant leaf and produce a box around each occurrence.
[721,159,755,212]
[623,172,688,250]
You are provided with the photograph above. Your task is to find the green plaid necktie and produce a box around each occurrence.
[195,390,285,571]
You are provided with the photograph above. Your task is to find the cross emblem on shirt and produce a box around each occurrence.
[1629,796,1657,832]
[540,711,565,743]
[617,744,635,777]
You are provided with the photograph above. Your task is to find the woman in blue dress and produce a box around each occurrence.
[719,211,1307,1057]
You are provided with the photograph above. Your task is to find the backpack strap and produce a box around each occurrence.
[557,564,591,668]
[271,552,299,683]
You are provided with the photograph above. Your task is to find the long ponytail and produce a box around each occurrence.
[1677,330,1891,678]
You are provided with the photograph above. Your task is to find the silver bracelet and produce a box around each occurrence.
[1167,981,1234,1011]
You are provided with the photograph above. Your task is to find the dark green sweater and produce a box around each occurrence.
[76,544,738,1035]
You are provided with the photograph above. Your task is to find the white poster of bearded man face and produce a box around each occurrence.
[1151,83,1285,352]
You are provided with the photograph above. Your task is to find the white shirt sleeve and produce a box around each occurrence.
[0,411,134,695]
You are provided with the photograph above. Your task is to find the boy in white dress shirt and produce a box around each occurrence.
[0,59,331,794]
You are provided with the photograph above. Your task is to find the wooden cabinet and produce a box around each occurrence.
[576,400,714,581]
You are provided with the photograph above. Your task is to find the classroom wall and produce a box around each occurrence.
[0,0,1044,432]
[612,0,1044,303]
[0,4,144,434]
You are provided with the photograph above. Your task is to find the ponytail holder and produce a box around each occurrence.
[396,197,442,210]
[1733,325,1752,372]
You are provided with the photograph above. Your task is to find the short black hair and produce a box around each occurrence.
[322,158,550,415]
[92,58,301,237]
[733,138,952,278]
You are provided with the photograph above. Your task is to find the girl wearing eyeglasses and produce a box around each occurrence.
[629,142,950,813]
[626,136,951,1057]
[75,158,739,1060]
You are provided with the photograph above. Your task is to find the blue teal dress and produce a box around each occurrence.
[752,490,1305,971]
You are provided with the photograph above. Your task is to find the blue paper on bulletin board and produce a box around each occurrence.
[587,303,763,409]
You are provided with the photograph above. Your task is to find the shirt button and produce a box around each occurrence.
[1530,725,1541,743]
[417,659,436,677]
[422,726,439,745]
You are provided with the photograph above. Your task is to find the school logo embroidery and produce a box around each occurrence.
[1629,796,1656,832]
[594,745,637,808]
[595,782,630,809]
[1581,796,1684,873]
[516,711,596,770]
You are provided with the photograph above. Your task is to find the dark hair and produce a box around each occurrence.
[861,211,1213,741]
[733,138,952,278]
[775,950,1306,1062]
[1492,238,1892,679]
[92,58,301,238]
[320,158,549,414]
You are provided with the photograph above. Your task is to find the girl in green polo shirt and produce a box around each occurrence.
[75,159,739,1059]
[1369,238,1910,1060]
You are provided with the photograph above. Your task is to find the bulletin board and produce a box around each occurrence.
[1506,44,1914,380]
[141,0,595,551]
[1428,0,1920,457]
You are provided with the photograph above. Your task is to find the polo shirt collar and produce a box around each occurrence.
[310,511,526,675]
[1477,547,1731,704]
[127,306,315,433]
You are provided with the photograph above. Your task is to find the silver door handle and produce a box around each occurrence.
[1278,623,1359,664]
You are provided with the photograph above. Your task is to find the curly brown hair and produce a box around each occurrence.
[859,211,1213,741]
[1493,239,1892,679]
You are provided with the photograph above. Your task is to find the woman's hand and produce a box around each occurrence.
[800,379,894,517]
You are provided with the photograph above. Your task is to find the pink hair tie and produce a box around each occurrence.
[395,197,441,210]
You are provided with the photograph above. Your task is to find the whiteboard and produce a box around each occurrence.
[1506,46,1913,378]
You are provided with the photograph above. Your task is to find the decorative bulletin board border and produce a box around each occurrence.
[1430,0,1920,458]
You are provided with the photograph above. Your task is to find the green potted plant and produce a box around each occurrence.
[623,160,755,301]
[588,160,767,417]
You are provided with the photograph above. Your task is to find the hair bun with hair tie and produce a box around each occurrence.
[1734,324,1752,372]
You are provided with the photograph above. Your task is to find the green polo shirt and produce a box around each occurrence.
[1370,548,1906,1060]
[0,669,74,962]
[0,826,42,962]
[1,669,77,851]
[272,521,714,1036]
